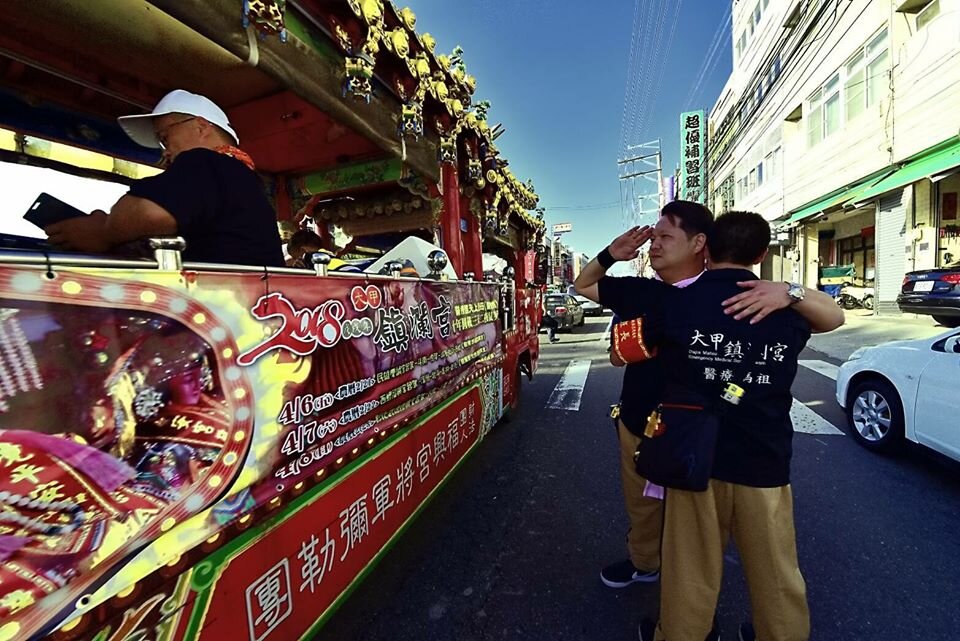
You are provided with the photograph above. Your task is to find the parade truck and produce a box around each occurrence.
[0,2,545,639]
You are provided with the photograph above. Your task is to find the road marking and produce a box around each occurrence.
[799,359,840,381]
[546,359,591,411]
[790,399,844,435]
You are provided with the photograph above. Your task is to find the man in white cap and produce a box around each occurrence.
[45,89,284,267]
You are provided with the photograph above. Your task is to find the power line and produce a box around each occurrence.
[631,0,669,139]
[637,0,684,138]
[545,201,621,211]
[683,3,732,111]
[626,0,665,146]
[621,0,650,151]
[619,0,644,152]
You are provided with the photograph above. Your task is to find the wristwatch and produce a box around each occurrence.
[785,282,805,305]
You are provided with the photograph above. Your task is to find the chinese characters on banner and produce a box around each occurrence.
[202,386,484,641]
[679,110,707,203]
[231,277,500,495]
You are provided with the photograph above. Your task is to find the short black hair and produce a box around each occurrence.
[660,200,714,238]
[708,211,771,265]
[288,229,323,257]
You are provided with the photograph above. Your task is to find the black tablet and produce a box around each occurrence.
[24,193,88,229]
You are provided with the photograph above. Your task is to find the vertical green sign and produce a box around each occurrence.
[679,110,706,203]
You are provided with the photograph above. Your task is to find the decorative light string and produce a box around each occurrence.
[9,314,42,391]
[0,490,86,536]
[0,318,30,393]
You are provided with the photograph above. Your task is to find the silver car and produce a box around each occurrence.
[574,295,603,316]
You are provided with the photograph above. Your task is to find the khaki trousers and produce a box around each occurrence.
[655,481,810,641]
[617,420,663,571]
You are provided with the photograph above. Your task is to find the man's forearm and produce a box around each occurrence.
[573,257,609,302]
[105,195,178,246]
[794,288,845,333]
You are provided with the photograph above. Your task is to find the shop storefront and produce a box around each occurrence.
[815,207,876,285]
[781,137,960,313]
[936,172,960,266]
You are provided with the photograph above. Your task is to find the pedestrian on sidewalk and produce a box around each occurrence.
[541,298,560,343]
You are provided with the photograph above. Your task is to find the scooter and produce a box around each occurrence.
[839,283,874,310]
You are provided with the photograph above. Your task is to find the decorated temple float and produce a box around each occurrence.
[0,2,545,639]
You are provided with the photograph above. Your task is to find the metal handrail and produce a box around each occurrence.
[0,251,158,270]
[0,251,500,286]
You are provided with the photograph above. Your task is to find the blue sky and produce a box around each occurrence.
[407,0,732,257]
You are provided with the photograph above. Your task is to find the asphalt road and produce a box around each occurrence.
[319,314,960,641]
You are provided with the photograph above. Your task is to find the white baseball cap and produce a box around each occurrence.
[117,89,239,148]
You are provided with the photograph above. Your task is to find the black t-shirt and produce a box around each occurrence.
[127,148,285,267]
[599,279,671,437]
[599,270,811,487]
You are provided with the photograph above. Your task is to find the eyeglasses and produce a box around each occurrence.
[155,117,196,149]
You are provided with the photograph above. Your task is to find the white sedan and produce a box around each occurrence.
[836,330,960,460]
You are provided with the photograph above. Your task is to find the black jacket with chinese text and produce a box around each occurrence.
[599,269,811,487]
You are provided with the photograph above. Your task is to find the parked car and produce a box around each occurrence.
[544,293,584,329]
[897,260,960,327]
[836,330,960,462]
[574,294,603,316]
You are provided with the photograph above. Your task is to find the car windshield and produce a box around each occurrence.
[546,295,565,305]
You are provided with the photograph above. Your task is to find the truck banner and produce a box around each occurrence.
[0,267,501,640]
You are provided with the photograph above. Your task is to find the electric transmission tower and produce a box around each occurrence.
[617,140,662,229]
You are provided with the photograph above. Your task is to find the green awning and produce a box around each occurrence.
[854,139,960,204]
[781,188,848,226]
[778,169,894,227]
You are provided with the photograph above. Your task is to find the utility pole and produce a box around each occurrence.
[617,140,662,229]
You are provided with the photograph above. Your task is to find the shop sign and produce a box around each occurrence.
[679,110,707,204]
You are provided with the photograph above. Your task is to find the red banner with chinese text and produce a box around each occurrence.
[198,386,484,641]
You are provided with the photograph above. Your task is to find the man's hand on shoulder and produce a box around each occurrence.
[609,225,653,261]
[723,280,845,332]
[722,280,790,324]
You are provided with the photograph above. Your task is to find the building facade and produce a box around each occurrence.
[708,0,960,312]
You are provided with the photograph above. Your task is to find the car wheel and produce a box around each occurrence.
[933,315,960,328]
[847,378,904,452]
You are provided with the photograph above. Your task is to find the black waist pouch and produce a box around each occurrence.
[633,388,719,492]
